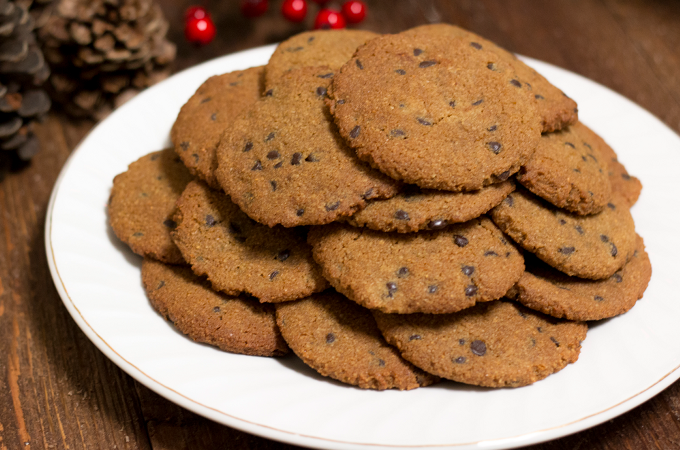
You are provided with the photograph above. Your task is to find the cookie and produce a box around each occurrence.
[216,66,399,227]
[403,24,578,133]
[346,180,515,233]
[109,148,194,264]
[308,218,524,314]
[171,180,329,302]
[265,29,378,89]
[329,32,542,191]
[142,258,288,356]
[579,124,642,207]
[171,67,263,188]
[516,122,612,215]
[275,290,439,390]
[374,300,587,388]
[490,188,636,279]
[507,235,651,321]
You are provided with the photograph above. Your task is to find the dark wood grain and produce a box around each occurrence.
[1,1,679,449]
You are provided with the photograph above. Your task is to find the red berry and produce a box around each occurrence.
[342,0,366,24]
[184,5,208,21]
[185,16,216,45]
[281,0,307,22]
[241,0,268,18]
[314,8,346,29]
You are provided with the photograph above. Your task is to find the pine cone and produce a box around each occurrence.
[0,0,51,164]
[38,0,175,120]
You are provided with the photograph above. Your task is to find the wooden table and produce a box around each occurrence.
[2,0,680,448]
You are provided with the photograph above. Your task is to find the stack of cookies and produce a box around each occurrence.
[109,25,651,390]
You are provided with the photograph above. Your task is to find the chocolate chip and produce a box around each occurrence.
[465,285,477,296]
[559,219,567,225]
[409,334,421,341]
[132,232,143,237]
[453,235,468,247]
[487,63,496,71]
[205,215,216,227]
[413,48,423,56]
[612,273,623,283]
[622,173,631,180]
[163,219,176,228]
[180,141,189,151]
[265,132,275,142]
[251,160,263,171]
[273,161,283,169]
[505,196,514,207]
[497,170,511,181]
[462,265,475,276]
[337,99,345,105]
[317,72,333,78]
[157,280,165,289]
[565,142,575,148]
[472,99,483,106]
[265,89,273,97]
[470,340,486,356]
[267,150,280,160]
[316,87,327,96]
[386,281,398,296]
[269,271,279,281]
[192,153,199,162]
[395,69,406,75]
[355,59,364,69]
[397,267,409,277]
[607,203,616,210]
[574,225,584,235]
[611,243,618,257]
[581,155,588,162]
[325,201,340,211]
[459,339,466,345]
[537,327,543,333]
[573,169,581,173]
[296,208,304,216]
[594,295,604,301]
[350,125,361,139]
[394,209,410,220]
[427,285,437,294]
[487,125,497,132]
[243,142,253,152]
[291,152,302,165]
[213,306,221,312]
[417,117,432,126]
[470,42,482,50]
[535,94,544,99]
[270,180,277,191]
[277,249,290,261]
[454,356,466,364]
[377,359,385,367]
[550,337,560,347]
[449,100,456,108]
[517,309,528,319]
[326,333,335,343]
[510,79,522,88]
[487,141,502,154]
[559,247,575,254]
[210,113,217,121]
[600,235,609,242]
[391,129,405,137]
[419,60,437,68]
[363,188,374,198]
[428,219,447,230]
[484,250,498,256]
[305,154,318,162]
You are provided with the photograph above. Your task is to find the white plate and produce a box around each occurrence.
[46,44,680,449]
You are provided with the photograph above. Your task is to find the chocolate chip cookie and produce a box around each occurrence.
[516,122,612,215]
[507,235,651,321]
[171,180,329,302]
[346,180,515,233]
[374,300,587,388]
[265,29,378,89]
[109,148,194,264]
[275,290,439,390]
[216,66,399,227]
[403,24,578,133]
[171,67,263,188]
[308,218,524,314]
[142,258,289,356]
[490,188,636,279]
[329,32,542,191]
